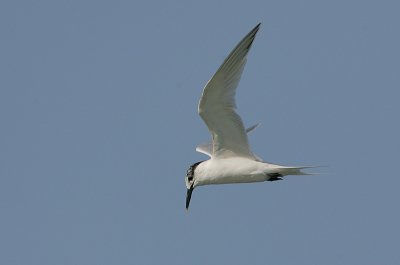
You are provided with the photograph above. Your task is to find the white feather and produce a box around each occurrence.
[198,23,261,159]
[196,123,261,158]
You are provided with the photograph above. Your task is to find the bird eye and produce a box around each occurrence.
[188,176,193,181]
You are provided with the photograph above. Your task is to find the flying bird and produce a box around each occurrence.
[185,23,314,210]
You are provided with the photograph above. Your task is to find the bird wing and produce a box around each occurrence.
[196,123,260,157]
[198,23,261,159]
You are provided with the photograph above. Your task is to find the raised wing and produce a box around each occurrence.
[198,23,261,159]
[196,123,260,157]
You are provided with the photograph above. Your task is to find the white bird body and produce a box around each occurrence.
[184,23,315,209]
[194,158,286,186]
[194,158,310,187]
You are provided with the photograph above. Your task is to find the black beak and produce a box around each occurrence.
[186,185,194,210]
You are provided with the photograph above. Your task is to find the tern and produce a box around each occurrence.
[185,23,314,210]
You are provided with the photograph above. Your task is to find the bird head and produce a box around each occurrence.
[185,161,204,210]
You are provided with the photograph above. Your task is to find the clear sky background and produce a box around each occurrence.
[1,0,399,264]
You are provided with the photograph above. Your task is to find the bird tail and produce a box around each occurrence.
[280,166,325,176]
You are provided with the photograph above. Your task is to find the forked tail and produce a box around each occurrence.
[281,166,323,176]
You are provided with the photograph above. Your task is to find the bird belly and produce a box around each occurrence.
[207,172,267,185]
[195,158,272,186]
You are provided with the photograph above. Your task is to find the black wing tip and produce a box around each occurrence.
[245,23,262,50]
[252,22,262,34]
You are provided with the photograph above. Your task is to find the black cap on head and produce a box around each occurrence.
[185,161,204,211]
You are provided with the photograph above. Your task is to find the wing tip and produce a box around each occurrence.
[252,22,262,35]
[245,23,262,50]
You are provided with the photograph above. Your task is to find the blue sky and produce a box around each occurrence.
[1,0,400,264]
